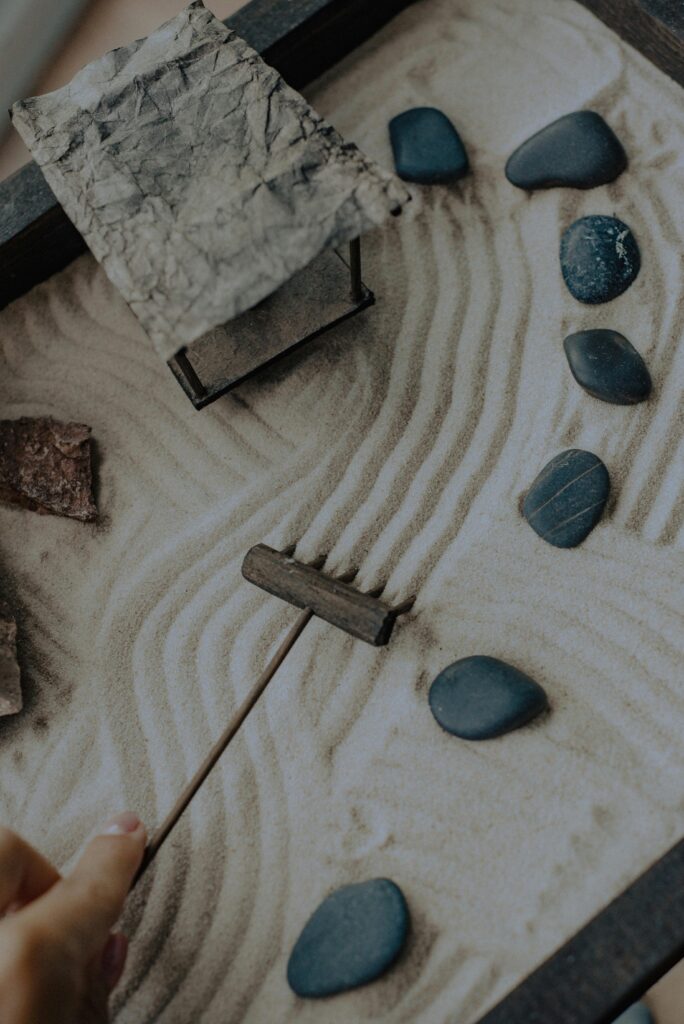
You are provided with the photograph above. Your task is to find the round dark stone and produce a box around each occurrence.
[564,329,651,404]
[429,656,548,740]
[287,878,409,998]
[523,449,610,548]
[560,215,640,304]
[389,107,469,184]
[506,110,627,190]
[615,1004,654,1024]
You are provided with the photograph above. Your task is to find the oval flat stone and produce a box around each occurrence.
[564,329,651,404]
[506,111,627,190]
[615,1004,654,1024]
[560,215,640,304]
[389,107,469,184]
[287,878,409,998]
[429,656,548,740]
[523,449,610,548]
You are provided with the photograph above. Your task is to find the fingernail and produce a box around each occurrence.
[100,811,141,836]
[101,932,128,990]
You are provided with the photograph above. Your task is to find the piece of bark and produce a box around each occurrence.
[0,603,21,717]
[0,418,97,521]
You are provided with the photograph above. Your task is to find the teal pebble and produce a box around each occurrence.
[560,215,640,304]
[506,110,627,190]
[389,107,469,184]
[615,1003,654,1024]
[429,655,548,740]
[287,878,409,998]
[563,329,651,405]
[523,449,610,549]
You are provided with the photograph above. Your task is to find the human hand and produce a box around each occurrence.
[0,812,146,1024]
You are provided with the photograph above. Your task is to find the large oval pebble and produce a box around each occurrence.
[287,878,409,998]
[506,110,627,190]
[429,655,548,740]
[389,107,469,184]
[560,215,640,304]
[564,329,651,404]
[523,449,610,548]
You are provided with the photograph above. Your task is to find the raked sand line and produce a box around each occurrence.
[0,1,683,1022]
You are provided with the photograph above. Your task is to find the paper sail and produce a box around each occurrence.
[12,1,409,362]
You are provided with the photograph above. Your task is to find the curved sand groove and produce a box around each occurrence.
[0,2,683,1022]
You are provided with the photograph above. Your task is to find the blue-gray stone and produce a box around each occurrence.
[506,111,627,190]
[389,107,469,184]
[428,656,548,740]
[564,329,651,404]
[523,449,610,548]
[560,215,640,304]
[615,1004,654,1024]
[287,878,409,998]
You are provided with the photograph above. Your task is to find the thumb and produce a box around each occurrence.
[23,812,146,961]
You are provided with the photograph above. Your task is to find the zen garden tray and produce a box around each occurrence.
[0,1,683,1022]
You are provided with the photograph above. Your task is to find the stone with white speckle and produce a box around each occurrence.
[560,215,640,303]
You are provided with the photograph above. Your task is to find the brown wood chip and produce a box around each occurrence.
[0,417,97,521]
[0,603,21,717]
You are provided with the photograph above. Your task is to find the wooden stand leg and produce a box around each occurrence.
[349,237,364,304]
[173,348,206,400]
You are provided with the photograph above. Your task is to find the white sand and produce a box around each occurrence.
[0,1,683,1021]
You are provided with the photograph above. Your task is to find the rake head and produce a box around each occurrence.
[242,544,415,646]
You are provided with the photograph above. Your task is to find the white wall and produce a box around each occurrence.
[0,0,89,138]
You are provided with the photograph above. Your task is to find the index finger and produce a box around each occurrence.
[0,827,60,913]
[20,813,146,959]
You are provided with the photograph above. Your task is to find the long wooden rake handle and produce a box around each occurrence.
[132,607,313,888]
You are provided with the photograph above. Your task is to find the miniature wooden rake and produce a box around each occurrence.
[133,544,415,885]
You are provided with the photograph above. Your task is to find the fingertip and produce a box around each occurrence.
[15,814,146,965]
[98,812,145,841]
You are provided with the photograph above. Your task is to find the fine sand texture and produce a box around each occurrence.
[1,1,683,1021]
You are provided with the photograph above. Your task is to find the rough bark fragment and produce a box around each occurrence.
[0,418,97,521]
[0,604,21,717]
[11,1,409,363]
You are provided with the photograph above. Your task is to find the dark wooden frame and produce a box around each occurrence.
[1,0,683,1019]
[577,0,684,87]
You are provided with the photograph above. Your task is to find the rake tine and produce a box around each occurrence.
[280,543,297,557]
[308,552,329,571]
[336,566,359,584]
[392,594,417,616]
[365,582,388,600]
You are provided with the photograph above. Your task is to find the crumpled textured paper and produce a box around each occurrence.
[12,1,408,362]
